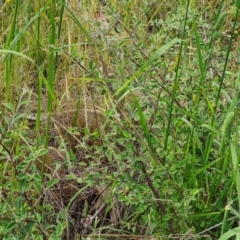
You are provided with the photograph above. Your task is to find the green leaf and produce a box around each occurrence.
[4,6,47,60]
[230,206,240,220]
[40,72,59,107]
[24,222,34,235]
[84,127,90,135]
[18,99,30,108]
[130,92,153,151]
[0,49,37,67]
[46,179,59,189]
[122,130,130,138]
[237,0,240,8]
[200,124,222,135]
[36,149,48,157]
[33,173,42,182]
[3,116,11,126]
[2,103,15,113]
[35,212,42,222]
[135,162,142,171]
[2,220,9,228]
[7,222,17,231]
[19,178,27,193]
[14,113,28,122]
[219,227,240,240]
[56,220,66,237]
[34,181,42,193]
[18,173,27,180]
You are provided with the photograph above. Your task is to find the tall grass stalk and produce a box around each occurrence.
[42,1,57,177]
[36,0,42,136]
[59,0,103,54]
[195,1,224,188]
[4,0,19,103]
[220,143,240,234]
[207,4,239,206]
[163,0,190,153]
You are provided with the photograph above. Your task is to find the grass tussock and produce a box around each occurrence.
[0,0,240,239]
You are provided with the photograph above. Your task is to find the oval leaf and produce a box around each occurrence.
[46,179,59,189]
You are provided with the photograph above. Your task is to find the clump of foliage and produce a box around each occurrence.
[0,0,240,239]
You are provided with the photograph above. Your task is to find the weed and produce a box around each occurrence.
[0,0,240,239]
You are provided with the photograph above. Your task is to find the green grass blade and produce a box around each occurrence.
[42,2,57,177]
[36,0,42,135]
[59,0,101,53]
[0,49,37,67]
[115,38,181,96]
[193,22,204,77]
[130,91,154,152]
[3,6,47,62]
[4,0,19,102]
[164,0,190,152]
[219,226,240,240]
[214,7,238,111]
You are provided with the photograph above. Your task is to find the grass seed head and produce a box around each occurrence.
[222,111,235,140]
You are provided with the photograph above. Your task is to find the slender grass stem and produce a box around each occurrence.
[163,0,190,154]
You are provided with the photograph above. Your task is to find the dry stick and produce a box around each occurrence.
[23,192,49,240]
[0,141,16,168]
[99,53,113,93]
[81,203,107,236]
[139,161,166,215]
[80,173,123,235]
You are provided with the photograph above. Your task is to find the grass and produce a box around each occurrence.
[0,0,240,239]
